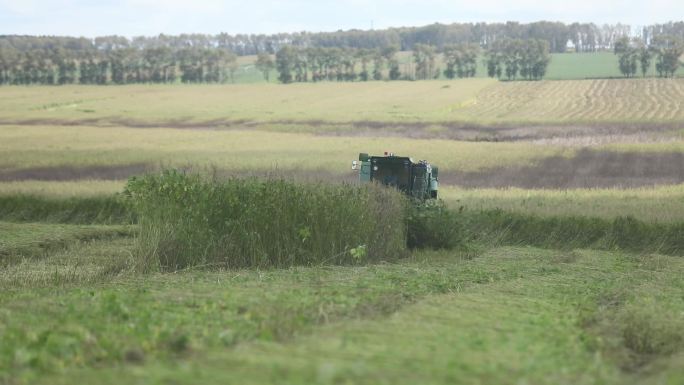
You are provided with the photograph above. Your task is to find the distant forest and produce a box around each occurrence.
[1,21,683,85]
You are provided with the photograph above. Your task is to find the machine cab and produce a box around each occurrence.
[352,152,438,199]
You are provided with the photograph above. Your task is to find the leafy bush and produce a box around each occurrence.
[124,170,407,271]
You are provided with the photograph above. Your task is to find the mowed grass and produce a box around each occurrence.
[0,221,130,260]
[2,78,684,125]
[2,239,683,384]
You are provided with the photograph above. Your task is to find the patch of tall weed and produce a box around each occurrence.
[124,170,407,271]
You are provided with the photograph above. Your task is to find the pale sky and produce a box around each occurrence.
[0,0,682,37]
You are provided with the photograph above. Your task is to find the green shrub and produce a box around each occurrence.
[124,170,407,271]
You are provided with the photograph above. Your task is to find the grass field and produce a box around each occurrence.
[2,75,684,384]
[2,236,683,384]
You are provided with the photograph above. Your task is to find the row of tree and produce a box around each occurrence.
[272,46,402,83]
[0,46,239,85]
[271,44,487,84]
[271,40,550,83]
[614,35,683,78]
[484,39,551,80]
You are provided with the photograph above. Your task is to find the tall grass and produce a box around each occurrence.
[462,209,684,255]
[404,204,684,255]
[125,170,407,271]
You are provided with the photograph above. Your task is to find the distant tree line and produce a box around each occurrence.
[614,35,683,78]
[0,38,239,85]
[1,20,683,85]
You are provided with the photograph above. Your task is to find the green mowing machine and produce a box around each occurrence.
[352,152,439,200]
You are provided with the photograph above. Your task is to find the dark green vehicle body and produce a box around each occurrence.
[353,152,439,200]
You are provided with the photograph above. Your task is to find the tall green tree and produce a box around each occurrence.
[413,44,437,80]
[276,45,296,83]
[255,52,274,82]
[372,51,384,80]
[614,36,638,78]
[652,35,683,77]
[638,43,653,77]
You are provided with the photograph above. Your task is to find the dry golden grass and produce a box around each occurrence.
[0,80,494,124]
[0,180,125,197]
[0,125,568,173]
[1,79,683,126]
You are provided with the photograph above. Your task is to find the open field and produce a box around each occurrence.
[1,123,683,191]
[0,126,569,175]
[2,77,684,384]
[1,79,684,127]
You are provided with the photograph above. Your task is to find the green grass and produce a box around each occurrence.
[545,52,625,80]
[1,240,682,384]
[544,52,684,80]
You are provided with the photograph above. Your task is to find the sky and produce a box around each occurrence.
[0,0,682,37]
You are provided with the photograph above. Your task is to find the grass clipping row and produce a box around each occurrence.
[125,170,406,271]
